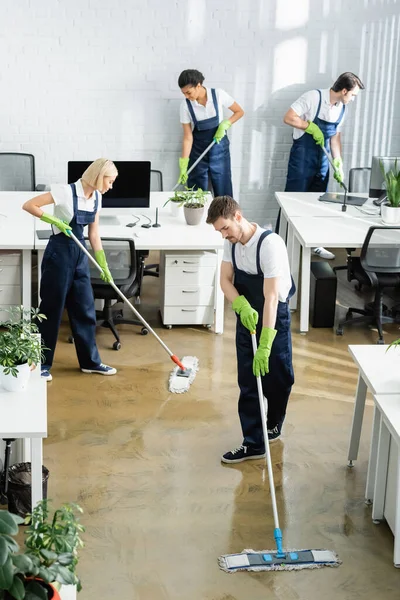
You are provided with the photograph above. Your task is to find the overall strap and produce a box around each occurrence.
[313,89,322,121]
[336,103,346,125]
[231,241,238,271]
[70,183,78,213]
[93,191,99,213]
[256,230,273,276]
[211,88,219,122]
[186,99,198,127]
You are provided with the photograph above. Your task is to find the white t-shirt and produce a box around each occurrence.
[223,226,292,302]
[180,87,235,127]
[290,88,345,140]
[50,180,102,234]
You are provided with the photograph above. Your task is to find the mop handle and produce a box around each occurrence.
[321,146,349,193]
[172,140,216,192]
[69,232,186,371]
[251,332,280,531]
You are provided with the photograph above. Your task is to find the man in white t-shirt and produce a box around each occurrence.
[283,72,364,260]
[207,196,295,463]
[177,69,244,196]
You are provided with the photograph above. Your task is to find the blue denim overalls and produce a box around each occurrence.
[186,88,233,196]
[39,183,101,371]
[232,230,295,450]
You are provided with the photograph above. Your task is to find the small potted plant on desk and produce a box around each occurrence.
[380,159,400,224]
[163,187,208,225]
[0,500,84,600]
[0,307,47,392]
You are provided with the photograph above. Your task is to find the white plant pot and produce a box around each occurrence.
[0,362,31,392]
[170,201,182,217]
[381,203,400,225]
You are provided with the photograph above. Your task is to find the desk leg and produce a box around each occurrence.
[347,374,367,466]
[299,245,310,332]
[37,250,44,304]
[278,212,288,241]
[366,405,382,503]
[288,227,300,311]
[214,249,224,335]
[31,438,43,508]
[371,412,389,515]
[22,250,32,312]
[394,451,400,568]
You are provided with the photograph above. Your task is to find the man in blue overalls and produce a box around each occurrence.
[283,72,364,260]
[207,196,295,463]
[177,69,244,196]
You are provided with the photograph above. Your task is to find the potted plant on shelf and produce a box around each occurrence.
[380,159,400,224]
[0,500,84,599]
[0,307,47,392]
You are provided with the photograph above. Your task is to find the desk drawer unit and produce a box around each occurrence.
[0,252,21,320]
[160,251,217,327]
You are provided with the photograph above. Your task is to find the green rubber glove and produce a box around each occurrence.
[232,295,259,332]
[305,121,324,147]
[178,157,189,184]
[332,157,344,184]
[40,213,72,237]
[253,327,277,377]
[214,119,232,143]
[95,250,113,283]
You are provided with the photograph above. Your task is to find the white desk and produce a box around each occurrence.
[370,394,400,568]
[275,192,384,332]
[0,193,40,312]
[0,369,47,508]
[347,344,400,502]
[34,192,226,333]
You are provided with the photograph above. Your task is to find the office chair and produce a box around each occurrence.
[136,169,163,301]
[333,167,372,276]
[0,153,46,191]
[336,226,400,343]
[90,238,148,350]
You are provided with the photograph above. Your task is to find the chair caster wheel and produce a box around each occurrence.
[377,339,385,345]
[336,327,343,336]
[67,335,74,344]
[113,341,121,351]
[355,283,362,292]
[141,327,148,335]
[373,519,381,525]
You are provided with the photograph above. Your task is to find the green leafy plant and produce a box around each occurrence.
[0,307,47,378]
[386,337,400,353]
[0,501,84,599]
[380,159,400,208]
[163,186,208,209]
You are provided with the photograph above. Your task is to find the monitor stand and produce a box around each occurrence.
[99,215,121,226]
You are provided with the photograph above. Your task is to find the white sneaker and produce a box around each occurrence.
[313,247,335,260]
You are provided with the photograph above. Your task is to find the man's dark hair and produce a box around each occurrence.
[178,69,205,89]
[206,196,241,224]
[331,72,365,92]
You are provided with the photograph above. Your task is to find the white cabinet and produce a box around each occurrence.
[159,251,217,327]
[0,251,22,320]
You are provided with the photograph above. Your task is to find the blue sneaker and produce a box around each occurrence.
[41,369,52,382]
[81,363,117,376]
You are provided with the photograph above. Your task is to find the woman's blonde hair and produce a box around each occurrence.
[81,158,118,190]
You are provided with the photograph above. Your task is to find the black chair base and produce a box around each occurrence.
[336,302,400,344]
[96,301,148,350]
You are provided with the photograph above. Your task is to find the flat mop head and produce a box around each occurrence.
[218,548,341,572]
[168,356,199,393]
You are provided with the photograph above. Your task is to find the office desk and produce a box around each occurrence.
[35,192,226,333]
[0,193,39,312]
[0,368,47,508]
[347,344,400,503]
[284,209,382,333]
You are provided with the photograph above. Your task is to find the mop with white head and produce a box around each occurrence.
[169,356,199,393]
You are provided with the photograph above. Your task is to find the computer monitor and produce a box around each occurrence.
[369,156,399,198]
[67,161,151,209]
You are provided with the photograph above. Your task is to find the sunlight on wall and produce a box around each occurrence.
[272,37,307,92]
[186,0,206,43]
[275,0,310,30]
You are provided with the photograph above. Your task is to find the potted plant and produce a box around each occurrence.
[163,190,186,217]
[0,500,84,599]
[0,307,47,392]
[182,187,209,226]
[380,159,400,224]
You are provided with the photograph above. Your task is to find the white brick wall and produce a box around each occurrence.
[0,0,399,225]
